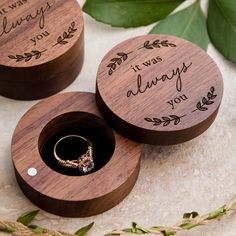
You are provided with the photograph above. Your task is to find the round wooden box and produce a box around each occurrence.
[0,0,84,100]
[12,92,141,217]
[96,35,224,145]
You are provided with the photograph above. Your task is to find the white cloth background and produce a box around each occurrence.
[0,0,236,235]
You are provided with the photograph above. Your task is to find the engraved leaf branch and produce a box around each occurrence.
[144,115,186,127]
[141,39,176,50]
[8,22,77,63]
[192,86,217,112]
[8,50,45,62]
[107,52,129,75]
[107,38,176,75]
[54,21,77,46]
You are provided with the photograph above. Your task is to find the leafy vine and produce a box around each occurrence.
[1,196,236,235]
[8,50,45,62]
[53,21,77,46]
[192,86,217,112]
[107,52,130,75]
[144,115,186,127]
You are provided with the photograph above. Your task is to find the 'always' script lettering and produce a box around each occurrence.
[0,1,54,38]
[127,62,193,98]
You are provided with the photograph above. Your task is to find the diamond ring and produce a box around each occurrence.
[53,135,94,173]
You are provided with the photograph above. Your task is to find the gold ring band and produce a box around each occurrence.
[53,135,94,173]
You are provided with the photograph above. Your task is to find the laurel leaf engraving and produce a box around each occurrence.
[192,86,217,112]
[25,56,32,62]
[142,39,176,50]
[163,120,171,126]
[108,68,113,76]
[144,118,153,123]
[202,97,207,104]
[63,32,68,38]
[8,50,43,62]
[144,40,153,49]
[107,52,129,75]
[8,55,15,59]
[153,118,162,126]
[54,22,77,46]
[144,115,185,127]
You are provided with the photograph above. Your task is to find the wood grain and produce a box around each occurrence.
[0,0,84,100]
[96,35,224,145]
[12,92,141,217]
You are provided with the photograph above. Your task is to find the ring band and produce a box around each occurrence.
[53,135,94,173]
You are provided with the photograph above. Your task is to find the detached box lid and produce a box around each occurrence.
[96,35,224,145]
[0,0,84,100]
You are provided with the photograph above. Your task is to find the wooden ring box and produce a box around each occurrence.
[0,0,84,100]
[12,92,141,217]
[96,35,224,145]
[12,35,223,217]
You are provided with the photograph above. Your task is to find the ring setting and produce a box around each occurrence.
[53,135,94,173]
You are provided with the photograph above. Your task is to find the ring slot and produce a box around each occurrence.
[39,112,116,176]
[53,135,94,173]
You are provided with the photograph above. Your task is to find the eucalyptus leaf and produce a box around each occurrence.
[0,227,16,233]
[151,226,163,230]
[16,210,39,226]
[151,227,176,235]
[150,0,209,50]
[75,222,94,236]
[123,228,146,234]
[122,222,149,234]
[206,206,226,220]
[207,0,236,62]
[83,0,184,28]
[161,230,176,236]
[179,223,201,230]
[28,225,46,234]
[132,222,149,234]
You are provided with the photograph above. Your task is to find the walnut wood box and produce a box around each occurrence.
[0,0,84,100]
[12,92,141,217]
[96,35,224,145]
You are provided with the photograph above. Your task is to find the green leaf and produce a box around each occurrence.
[0,227,16,233]
[75,222,94,236]
[122,222,149,234]
[123,228,146,234]
[150,0,209,50]
[28,225,46,234]
[132,222,149,234]
[151,226,161,230]
[151,227,176,235]
[207,0,236,62]
[161,230,176,236]
[179,223,201,230]
[83,0,184,28]
[17,210,39,226]
[206,206,226,220]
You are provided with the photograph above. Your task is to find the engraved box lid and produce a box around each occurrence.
[96,35,224,145]
[0,0,84,100]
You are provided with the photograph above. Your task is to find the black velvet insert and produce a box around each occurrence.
[40,112,115,176]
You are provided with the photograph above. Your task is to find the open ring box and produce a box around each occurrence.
[12,34,223,217]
